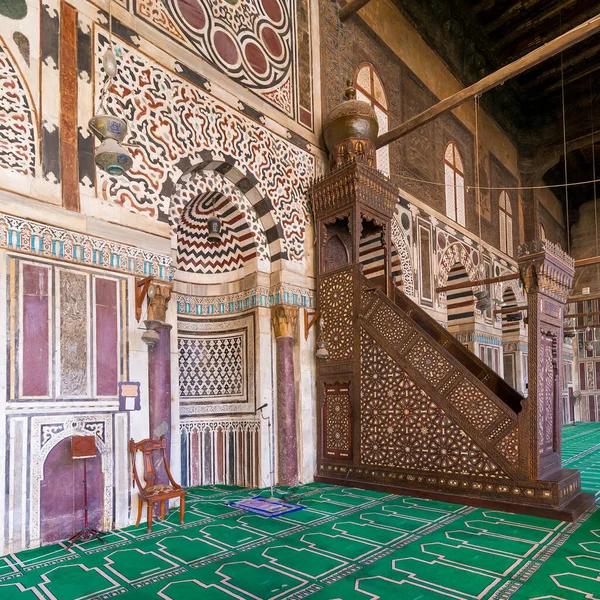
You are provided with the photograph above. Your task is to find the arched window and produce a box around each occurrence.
[499,190,513,257]
[354,63,390,176]
[540,224,547,241]
[444,142,465,227]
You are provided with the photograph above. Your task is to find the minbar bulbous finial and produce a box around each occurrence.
[323,77,379,170]
[345,80,356,100]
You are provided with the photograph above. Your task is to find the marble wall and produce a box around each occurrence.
[0,0,321,554]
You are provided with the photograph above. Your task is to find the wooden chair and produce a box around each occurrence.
[130,436,185,533]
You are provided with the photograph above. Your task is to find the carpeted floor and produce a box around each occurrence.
[4,424,600,599]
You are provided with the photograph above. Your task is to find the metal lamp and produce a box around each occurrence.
[94,138,133,176]
[316,340,329,360]
[207,215,222,244]
[141,320,160,347]
[87,11,132,178]
[474,289,491,311]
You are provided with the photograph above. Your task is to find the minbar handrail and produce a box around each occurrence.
[361,275,524,414]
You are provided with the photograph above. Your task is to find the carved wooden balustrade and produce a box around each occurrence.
[315,263,593,520]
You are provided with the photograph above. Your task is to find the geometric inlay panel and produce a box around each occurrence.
[447,378,505,433]
[179,334,244,399]
[360,329,506,479]
[406,338,451,388]
[320,270,354,362]
[177,314,255,414]
[323,384,351,460]
[496,427,519,465]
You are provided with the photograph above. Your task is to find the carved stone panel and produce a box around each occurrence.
[59,270,88,396]
[178,314,255,414]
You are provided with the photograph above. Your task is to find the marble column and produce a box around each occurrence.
[272,306,299,486]
[146,281,173,482]
[149,324,172,449]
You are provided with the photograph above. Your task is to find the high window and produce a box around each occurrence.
[499,190,513,257]
[444,142,465,226]
[354,63,390,176]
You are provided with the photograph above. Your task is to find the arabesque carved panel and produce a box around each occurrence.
[323,384,351,459]
[320,270,354,361]
[360,329,505,479]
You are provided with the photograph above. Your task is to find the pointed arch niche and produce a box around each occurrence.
[170,168,271,490]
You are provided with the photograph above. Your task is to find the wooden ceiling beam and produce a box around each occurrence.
[519,40,599,88]
[339,0,372,21]
[480,0,540,32]
[528,63,600,100]
[575,256,600,268]
[472,0,496,16]
[530,79,600,115]
[376,12,600,149]
[503,6,600,63]
[568,292,600,303]
[487,0,574,40]
[489,0,579,51]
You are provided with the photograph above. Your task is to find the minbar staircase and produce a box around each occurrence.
[309,134,593,520]
[314,261,593,521]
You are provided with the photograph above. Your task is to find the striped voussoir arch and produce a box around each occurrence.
[171,153,288,265]
[177,191,266,274]
[358,232,402,285]
[446,263,475,326]
[501,287,520,335]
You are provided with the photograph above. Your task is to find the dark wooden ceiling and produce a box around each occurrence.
[394,0,600,218]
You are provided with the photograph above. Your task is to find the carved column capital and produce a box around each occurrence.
[147,280,173,323]
[517,240,574,303]
[271,305,298,339]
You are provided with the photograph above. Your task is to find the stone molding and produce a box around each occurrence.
[176,282,314,316]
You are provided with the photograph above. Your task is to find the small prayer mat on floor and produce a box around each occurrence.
[228,495,305,517]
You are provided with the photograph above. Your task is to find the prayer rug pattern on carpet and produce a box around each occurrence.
[3,423,600,599]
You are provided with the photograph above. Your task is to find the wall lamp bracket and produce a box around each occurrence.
[304,310,321,340]
[135,276,152,322]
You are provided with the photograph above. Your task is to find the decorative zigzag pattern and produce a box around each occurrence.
[358,232,403,286]
[177,191,265,274]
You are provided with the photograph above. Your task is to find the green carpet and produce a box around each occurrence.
[4,424,600,599]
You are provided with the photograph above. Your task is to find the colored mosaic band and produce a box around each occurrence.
[176,283,314,316]
[0,213,174,281]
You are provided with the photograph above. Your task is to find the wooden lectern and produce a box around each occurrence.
[67,435,105,546]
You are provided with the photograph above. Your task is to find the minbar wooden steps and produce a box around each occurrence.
[315,267,594,522]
